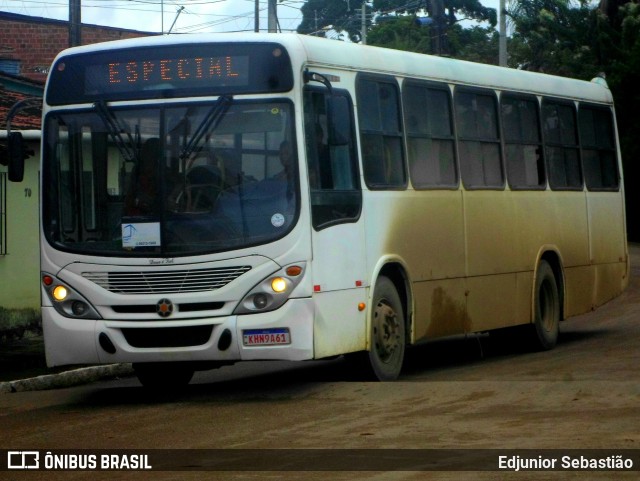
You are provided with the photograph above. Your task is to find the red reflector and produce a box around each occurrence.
[314,285,321,292]
[355,280,363,287]
[43,275,54,286]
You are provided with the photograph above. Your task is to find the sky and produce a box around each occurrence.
[0,0,502,35]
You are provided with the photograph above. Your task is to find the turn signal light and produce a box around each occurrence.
[286,265,303,277]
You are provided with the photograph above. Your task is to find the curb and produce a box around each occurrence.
[0,364,134,393]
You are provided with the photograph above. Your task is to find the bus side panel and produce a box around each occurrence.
[464,190,591,330]
[587,192,626,264]
[313,289,367,359]
[512,191,590,270]
[587,191,629,307]
[366,191,467,342]
[563,265,595,318]
[366,190,466,280]
[463,191,520,277]
[413,278,469,340]
[466,273,519,332]
[595,262,628,308]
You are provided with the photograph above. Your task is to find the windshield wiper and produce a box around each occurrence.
[180,95,233,162]
[94,100,137,163]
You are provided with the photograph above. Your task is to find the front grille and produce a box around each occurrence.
[82,266,251,294]
[112,301,225,314]
[122,325,214,348]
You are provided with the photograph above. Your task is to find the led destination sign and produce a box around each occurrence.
[91,55,250,93]
[46,42,293,105]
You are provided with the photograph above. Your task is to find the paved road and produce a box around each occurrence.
[2,247,640,480]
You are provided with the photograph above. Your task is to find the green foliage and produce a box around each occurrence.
[448,25,499,64]
[297,0,497,41]
[297,0,370,39]
[605,2,640,239]
[366,17,433,54]
[506,0,599,76]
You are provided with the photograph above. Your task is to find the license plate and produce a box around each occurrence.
[242,328,291,346]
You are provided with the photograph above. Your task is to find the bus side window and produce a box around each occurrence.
[303,88,362,230]
[501,94,545,189]
[579,105,619,191]
[455,89,503,189]
[356,75,406,190]
[543,100,583,190]
[402,81,457,188]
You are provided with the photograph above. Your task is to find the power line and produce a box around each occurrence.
[0,0,303,33]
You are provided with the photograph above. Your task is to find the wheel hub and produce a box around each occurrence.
[373,300,401,362]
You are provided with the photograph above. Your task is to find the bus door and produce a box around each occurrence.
[303,87,368,358]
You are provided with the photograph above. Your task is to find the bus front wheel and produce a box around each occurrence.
[366,276,406,381]
[531,260,560,350]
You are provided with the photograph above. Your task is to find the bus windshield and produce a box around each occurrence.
[42,100,298,257]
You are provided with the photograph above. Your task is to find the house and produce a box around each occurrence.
[0,12,153,338]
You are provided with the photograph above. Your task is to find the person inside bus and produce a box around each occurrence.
[124,138,161,216]
[274,140,294,182]
[308,123,333,189]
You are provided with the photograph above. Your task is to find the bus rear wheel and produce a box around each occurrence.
[366,276,406,381]
[133,362,195,390]
[531,260,560,350]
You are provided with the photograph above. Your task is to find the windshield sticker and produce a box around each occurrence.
[271,213,285,228]
[122,222,161,248]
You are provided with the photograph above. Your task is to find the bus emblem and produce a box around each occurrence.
[156,299,174,318]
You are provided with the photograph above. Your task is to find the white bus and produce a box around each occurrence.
[9,33,628,387]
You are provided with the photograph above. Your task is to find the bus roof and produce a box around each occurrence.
[52,32,613,105]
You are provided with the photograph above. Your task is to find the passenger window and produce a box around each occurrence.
[356,76,406,189]
[455,89,503,188]
[579,105,619,191]
[543,100,582,190]
[501,95,545,189]
[403,82,457,188]
[304,88,362,230]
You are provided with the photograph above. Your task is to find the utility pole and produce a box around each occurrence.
[361,2,367,45]
[69,0,81,47]
[499,0,507,66]
[430,0,443,55]
[268,0,277,32]
[255,0,259,32]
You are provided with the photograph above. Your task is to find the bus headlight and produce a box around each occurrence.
[271,277,287,293]
[52,285,68,301]
[234,263,306,314]
[42,273,102,320]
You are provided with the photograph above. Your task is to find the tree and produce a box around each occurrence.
[373,0,496,27]
[366,16,498,63]
[297,0,371,39]
[603,2,640,240]
[297,0,497,44]
[505,0,600,76]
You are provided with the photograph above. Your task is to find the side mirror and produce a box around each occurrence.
[327,95,352,146]
[7,132,27,182]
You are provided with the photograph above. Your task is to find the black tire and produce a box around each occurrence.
[366,276,406,381]
[133,362,194,390]
[531,260,560,350]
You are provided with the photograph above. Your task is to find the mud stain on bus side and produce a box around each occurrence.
[425,287,471,339]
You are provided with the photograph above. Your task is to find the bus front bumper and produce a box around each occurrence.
[42,298,315,367]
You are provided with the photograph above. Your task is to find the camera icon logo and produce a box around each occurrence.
[7,451,40,469]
